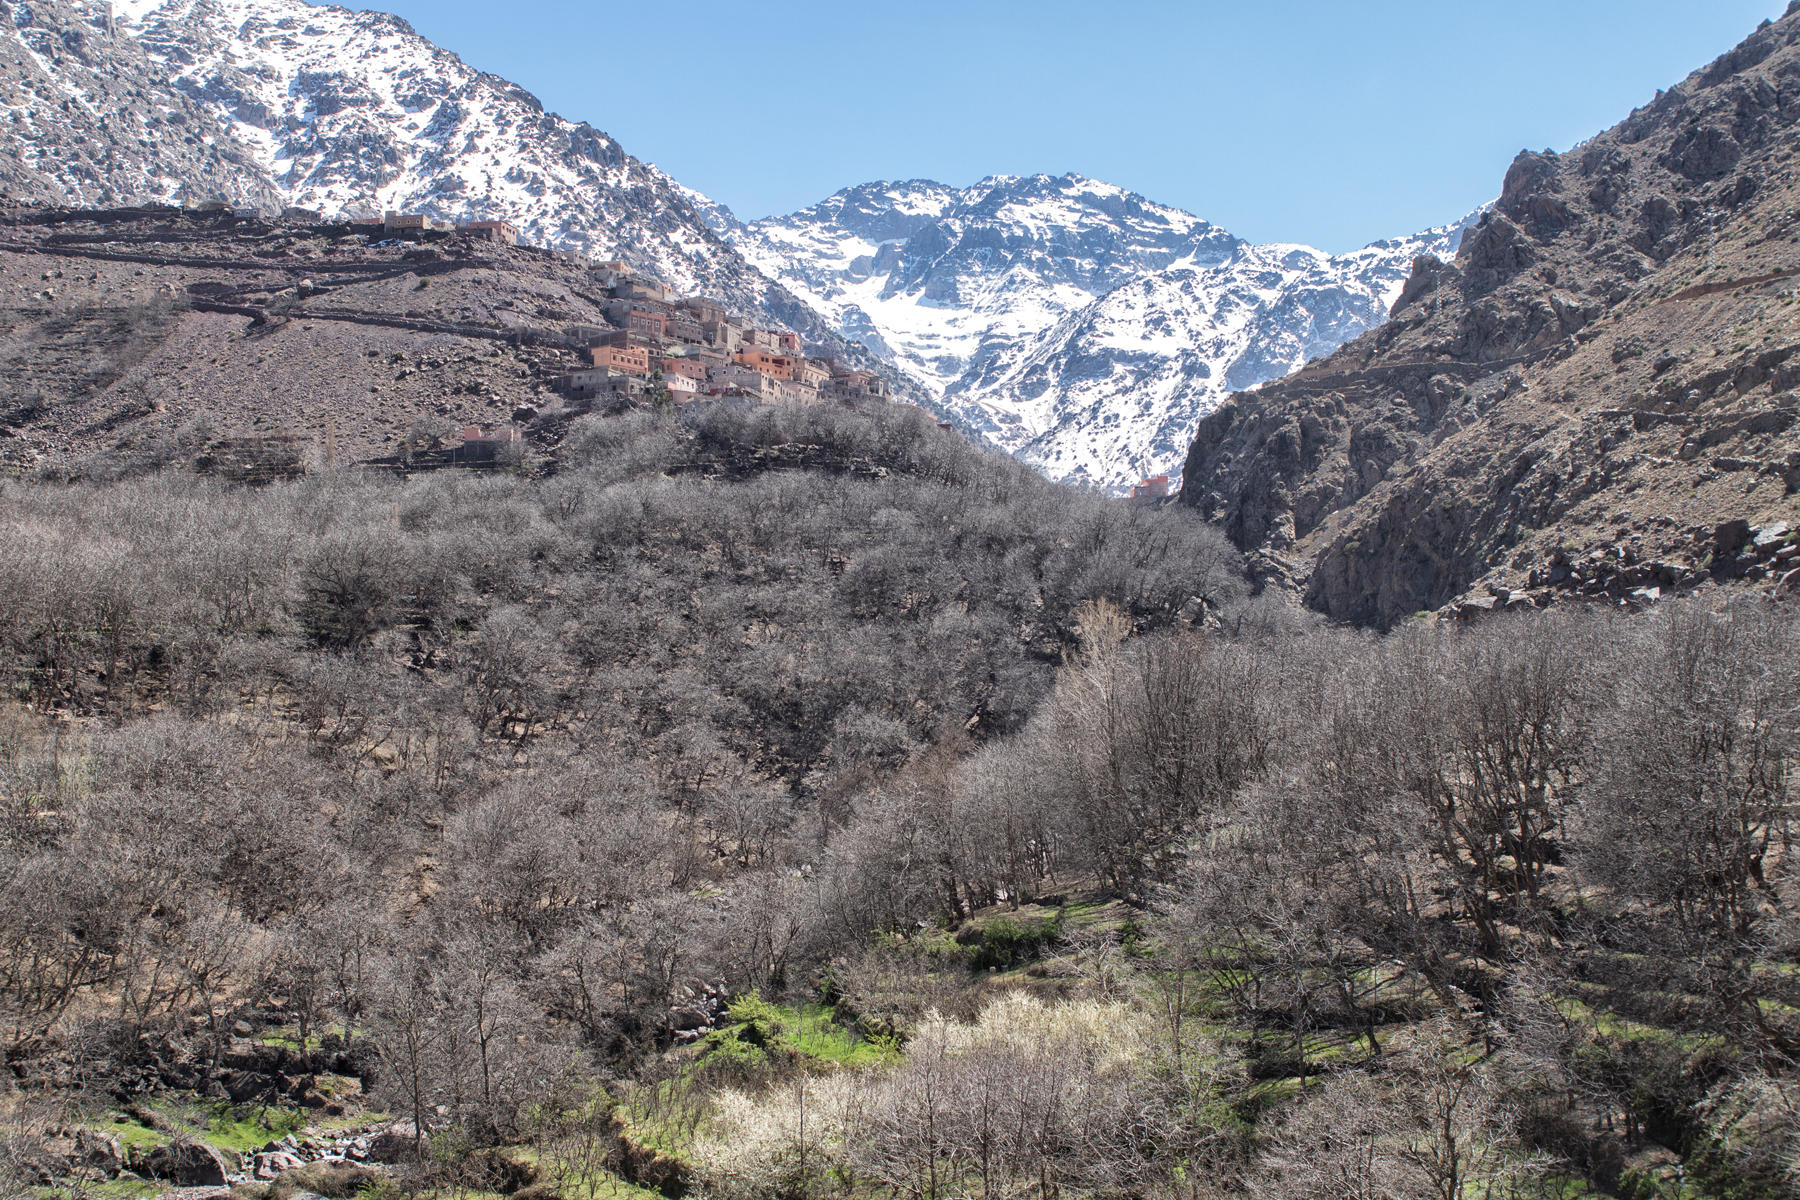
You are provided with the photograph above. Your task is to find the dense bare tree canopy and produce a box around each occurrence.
[1,404,1797,1200]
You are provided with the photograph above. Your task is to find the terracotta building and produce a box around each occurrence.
[734,349,796,381]
[592,344,651,374]
[659,356,708,381]
[793,358,830,388]
[624,309,667,338]
[1130,475,1172,503]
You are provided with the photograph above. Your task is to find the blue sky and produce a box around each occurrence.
[343,0,1787,251]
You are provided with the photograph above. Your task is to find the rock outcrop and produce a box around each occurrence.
[138,1141,232,1186]
[1179,8,1800,625]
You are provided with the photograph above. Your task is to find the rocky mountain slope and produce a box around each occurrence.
[0,205,643,472]
[0,0,281,209]
[1179,5,1800,626]
[730,174,1474,486]
[1,0,888,374]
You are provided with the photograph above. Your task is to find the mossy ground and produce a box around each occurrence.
[152,1097,311,1154]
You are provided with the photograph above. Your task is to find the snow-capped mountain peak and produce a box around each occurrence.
[732,174,1480,486]
[735,173,1244,397]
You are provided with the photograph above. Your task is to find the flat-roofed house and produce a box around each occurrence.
[625,309,667,339]
[734,349,796,381]
[613,278,669,303]
[454,425,523,465]
[659,356,708,381]
[680,298,725,326]
[780,379,823,405]
[458,219,520,245]
[383,211,454,233]
[1130,475,1172,503]
[605,298,674,328]
[554,368,646,398]
[592,344,651,374]
[701,318,744,352]
[831,368,889,398]
[709,363,781,401]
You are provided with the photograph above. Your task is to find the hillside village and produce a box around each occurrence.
[383,210,896,460]
[0,201,907,477]
[554,265,891,408]
[376,211,891,405]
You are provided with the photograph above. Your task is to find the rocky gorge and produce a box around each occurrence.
[1179,5,1800,624]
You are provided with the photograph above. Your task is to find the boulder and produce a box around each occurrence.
[1714,518,1753,559]
[1775,567,1800,601]
[138,1141,232,1186]
[364,1126,419,1164]
[669,1006,711,1032]
[255,1152,304,1180]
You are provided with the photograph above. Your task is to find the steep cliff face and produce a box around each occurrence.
[0,0,280,208]
[733,174,1474,486]
[1180,7,1800,626]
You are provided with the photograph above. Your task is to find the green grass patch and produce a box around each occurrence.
[1057,899,1133,935]
[520,1146,666,1200]
[702,995,897,1072]
[959,909,1065,971]
[615,1077,706,1168]
[253,1023,360,1052]
[141,1095,309,1154]
[1553,993,1721,1053]
[92,1113,169,1154]
[561,1171,667,1200]
[1524,1172,1611,1200]
[1237,1075,1306,1119]
[779,1003,897,1068]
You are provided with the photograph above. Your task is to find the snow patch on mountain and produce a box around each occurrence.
[978,222,1478,485]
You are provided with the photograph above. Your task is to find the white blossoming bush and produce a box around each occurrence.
[694,993,1174,1200]
[693,1073,862,1200]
